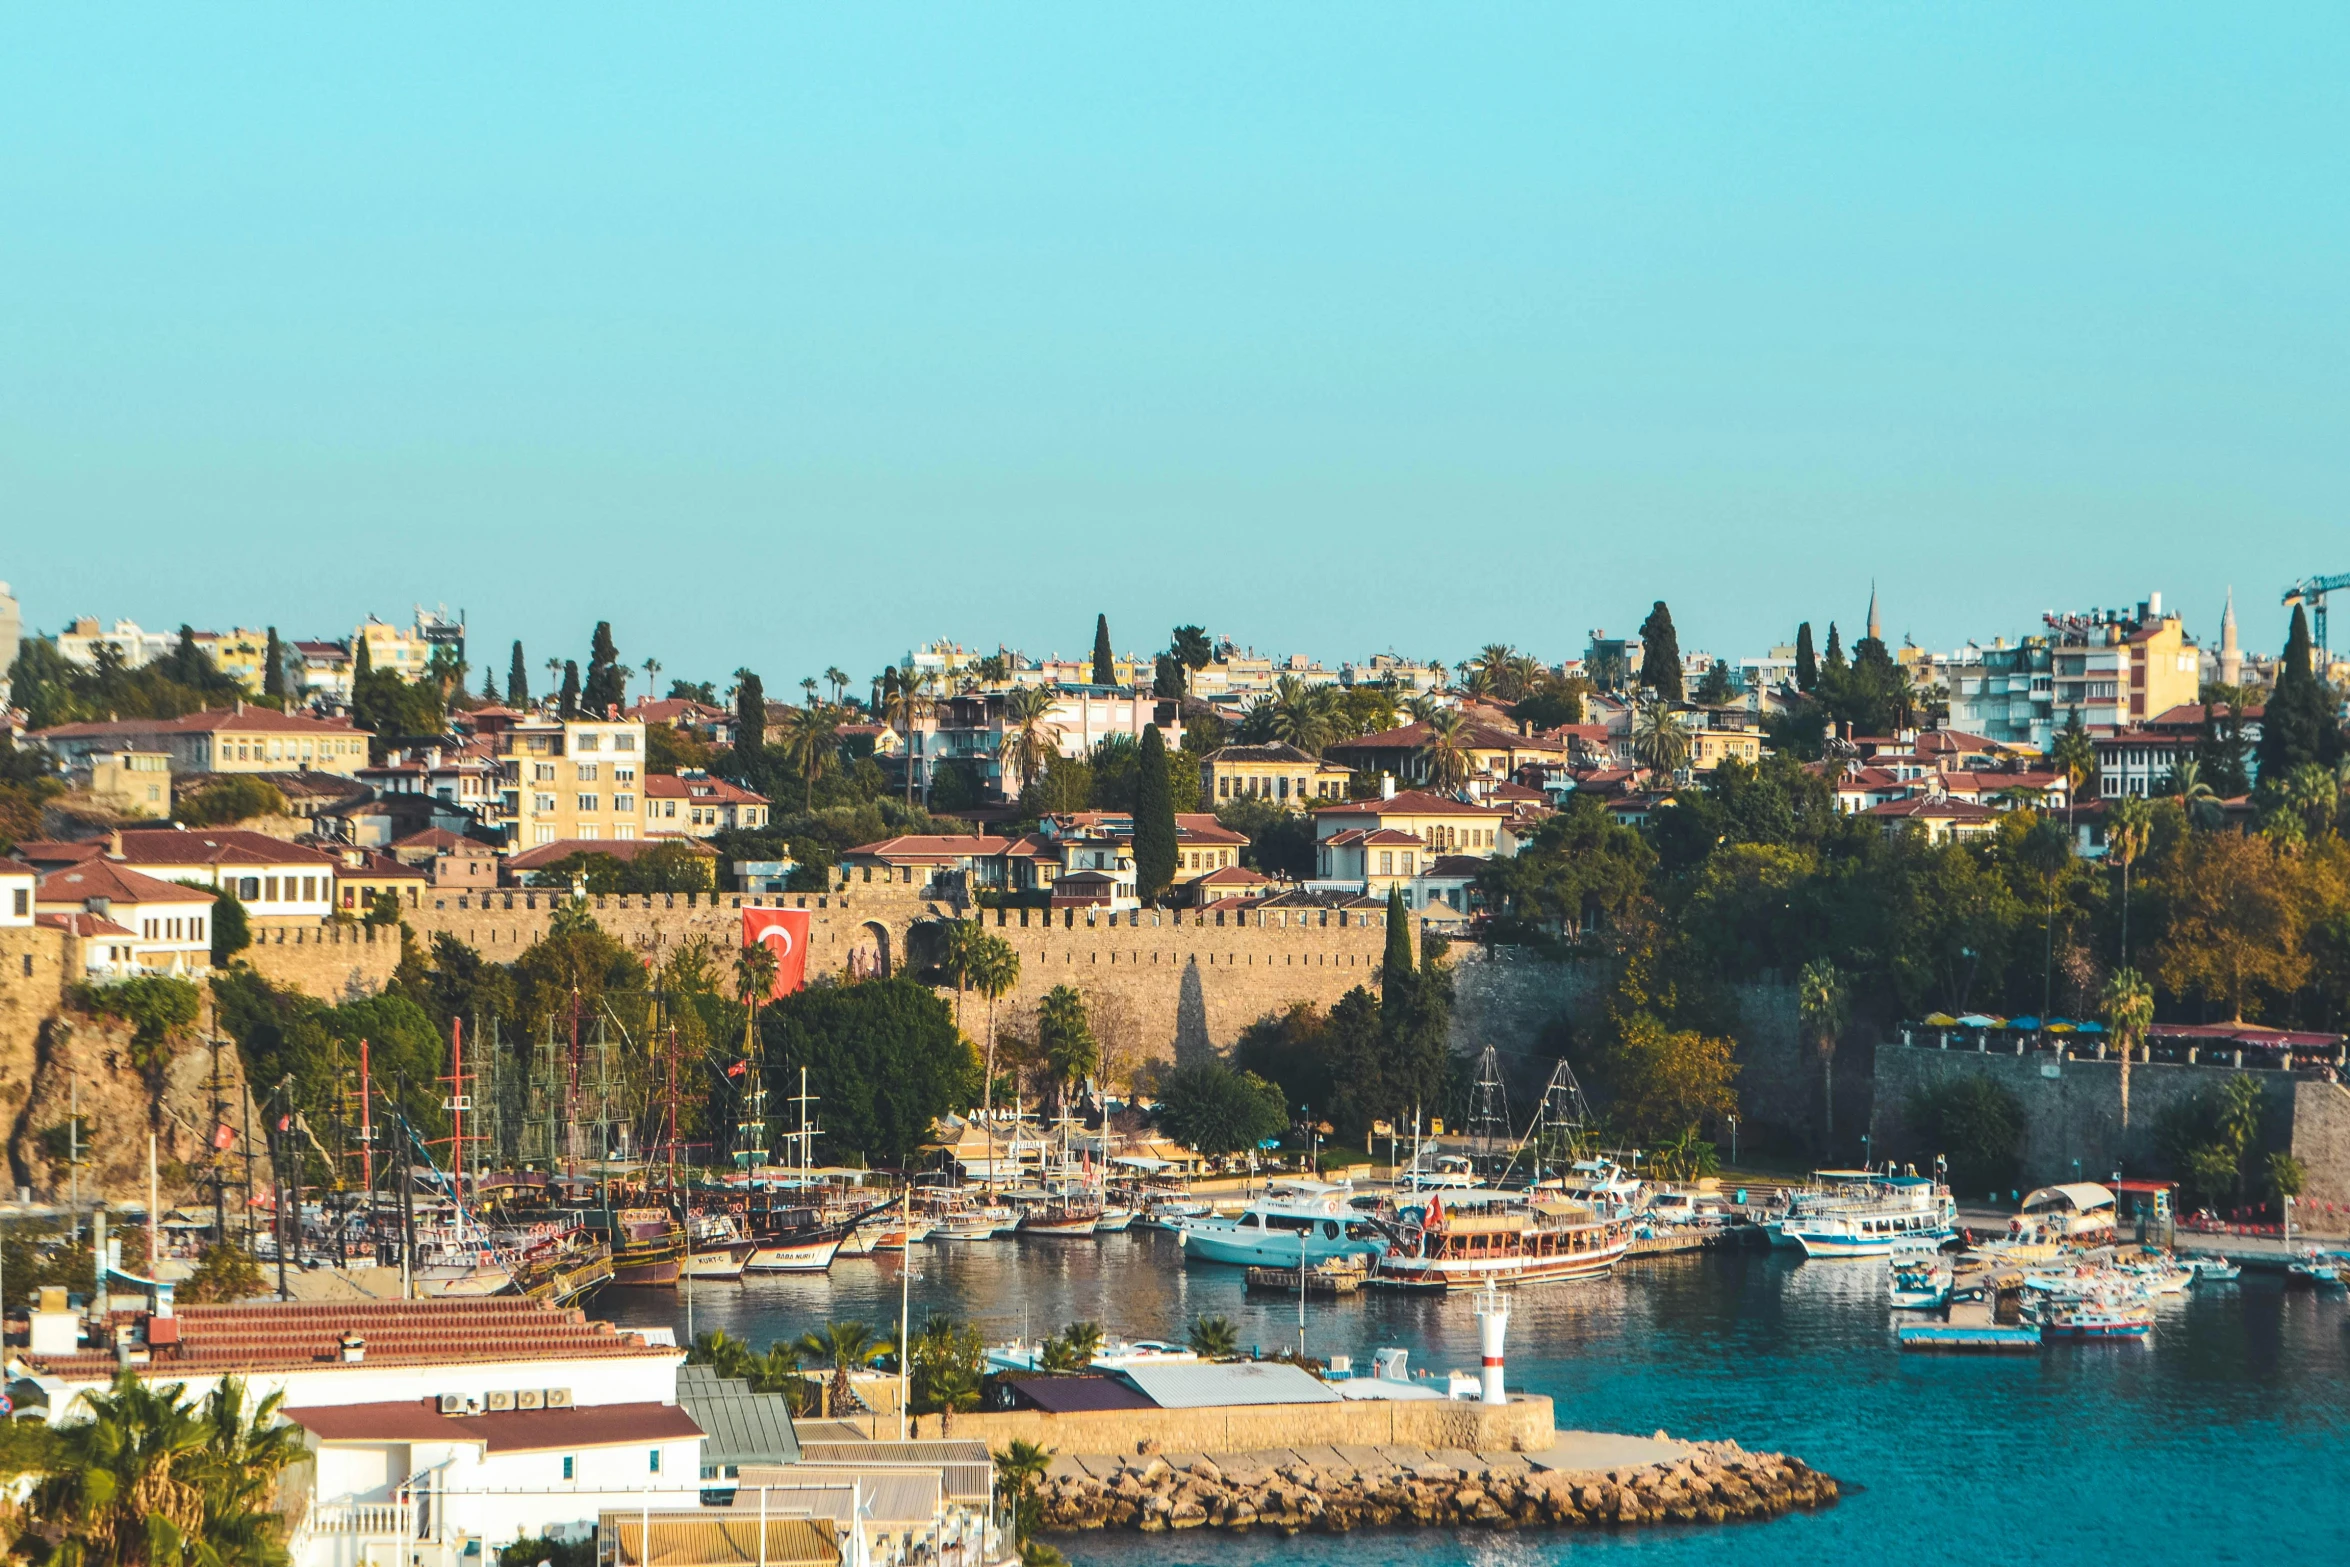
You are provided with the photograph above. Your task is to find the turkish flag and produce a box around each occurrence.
[213,1123,236,1152]
[741,907,812,998]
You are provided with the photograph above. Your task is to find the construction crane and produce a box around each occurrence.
[2282,573,2350,656]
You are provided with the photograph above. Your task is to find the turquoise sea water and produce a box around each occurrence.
[596,1232,2350,1564]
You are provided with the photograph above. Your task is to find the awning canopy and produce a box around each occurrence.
[2022,1182,2115,1214]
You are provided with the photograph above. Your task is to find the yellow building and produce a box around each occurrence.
[1199,743,1355,809]
[1312,789,1509,859]
[495,713,650,848]
[353,616,436,681]
[1687,727,1764,773]
[205,627,275,692]
[32,706,369,777]
[81,750,172,817]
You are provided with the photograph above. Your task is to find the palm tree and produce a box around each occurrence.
[940,920,984,1035]
[2166,757,2223,829]
[191,1377,306,1567]
[995,1440,1055,1545]
[1631,695,1691,782]
[1797,958,1848,1153]
[641,656,662,705]
[825,666,850,705]
[1040,1320,1104,1373]
[2103,966,2154,1130]
[2282,762,2337,839]
[38,1369,209,1567]
[1261,675,1335,754]
[1186,1314,1240,1360]
[794,1320,893,1417]
[735,940,779,1009]
[1000,686,1060,795]
[780,704,843,810]
[1418,707,1472,790]
[1038,984,1098,1113]
[2049,711,2097,827]
[2106,793,2153,968]
[972,934,1020,1128]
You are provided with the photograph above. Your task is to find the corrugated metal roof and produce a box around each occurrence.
[598,1513,838,1567]
[1114,1361,1340,1409]
[730,1467,944,1525]
[1002,1374,1157,1413]
[676,1366,803,1466]
[792,1441,993,1503]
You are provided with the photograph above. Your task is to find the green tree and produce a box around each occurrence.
[1091,614,1115,687]
[1131,724,1178,901]
[209,888,251,967]
[177,1241,264,1304]
[177,775,288,827]
[1639,600,1683,700]
[557,659,581,719]
[1380,886,1416,1010]
[1631,695,1691,779]
[1038,1320,1104,1374]
[1797,958,1848,1151]
[2258,604,2343,780]
[733,669,766,758]
[2165,756,2225,829]
[760,977,982,1164]
[1794,622,1818,693]
[2050,710,2098,825]
[582,621,625,715]
[2106,792,2154,967]
[1186,1314,1240,1360]
[779,704,843,811]
[1417,707,1471,789]
[2103,966,2154,1129]
[1037,985,1098,1109]
[1155,1063,1289,1155]
[1172,625,1212,675]
[1695,659,1734,705]
[793,1320,892,1417]
[907,1316,985,1433]
[507,641,529,706]
[1000,686,1059,795]
[995,1440,1055,1546]
[1906,1075,2025,1193]
[261,627,284,700]
[2196,684,2253,796]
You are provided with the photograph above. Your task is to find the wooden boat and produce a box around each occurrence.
[1245,1258,1368,1295]
[1375,1193,1632,1290]
[1019,1201,1105,1239]
[1092,1207,1136,1234]
[607,1207,684,1287]
[512,1227,613,1306]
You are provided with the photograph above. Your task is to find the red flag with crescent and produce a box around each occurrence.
[741,907,812,998]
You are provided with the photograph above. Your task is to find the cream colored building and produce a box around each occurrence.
[80,750,173,817]
[33,705,369,777]
[1199,743,1355,809]
[496,714,649,848]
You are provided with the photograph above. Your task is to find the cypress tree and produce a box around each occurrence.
[481,662,500,702]
[1639,601,1683,701]
[507,641,530,705]
[558,660,581,719]
[2256,604,2344,779]
[1380,885,1416,1010]
[263,627,285,699]
[1824,622,1845,670]
[353,632,373,678]
[583,621,623,715]
[735,671,767,756]
[1132,724,1178,903]
[1092,614,1116,688]
[1794,622,1817,693]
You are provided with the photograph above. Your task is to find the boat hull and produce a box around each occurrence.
[745,1234,845,1273]
[1791,1228,1953,1260]
[1175,1224,1387,1270]
[1021,1212,1104,1239]
[1376,1239,1628,1290]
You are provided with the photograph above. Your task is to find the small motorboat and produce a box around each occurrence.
[2182,1255,2241,1285]
[1093,1207,1137,1233]
[2287,1247,2343,1287]
[1888,1259,1953,1311]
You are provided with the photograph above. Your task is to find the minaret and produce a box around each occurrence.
[2218,588,2242,687]
[1865,583,1881,645]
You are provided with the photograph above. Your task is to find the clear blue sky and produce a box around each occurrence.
[4,5,2344,691]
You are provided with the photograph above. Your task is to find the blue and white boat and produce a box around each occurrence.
[1785,1175,1956,1259]
[1760,1169,1885,1250]
[1170,1181,1392,1269]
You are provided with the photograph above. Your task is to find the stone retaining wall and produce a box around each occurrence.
[242,922,403,1002]
[913,1392,1555,1454]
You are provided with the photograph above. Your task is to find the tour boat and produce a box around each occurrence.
[1018,1200,1106,1239]
[742,1203,856,1273]
[1785,1175,1957,1259]
[600,1208,685,1287]
[1092,1206,1136,1233]
[1399,1152,1485,1191]
[2035,1297,2155,1341]
[1762,1169,1906,1250]
[679,1210,755,1280]
[1171,1181,1392,1269]
[2286,1247,2343,1286]
[1374,1191,1632,1290]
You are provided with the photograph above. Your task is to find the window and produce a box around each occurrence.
[577,763,600,782]
[301,876,317,900]
[614,825,635,841]
[575,733,601,752]
[614,767,635,784]
[534,763,557,783]
[663,801,676,818]
[264,877,279,901]
[614,794,635,814]
[535,794,556,814]
[579,825,600,840]
[577,794,599,813]
[535,826,556,845]
[562,1456,575,1481]
[615,734,637,752]
[649,1449,662,1474]
[1379,851,1393,875]
[10,889,24,917]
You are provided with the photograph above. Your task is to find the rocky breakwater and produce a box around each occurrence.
[1038,1440,1838,1536]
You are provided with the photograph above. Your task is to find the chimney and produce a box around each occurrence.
[234,698,244,716]
[1380,772,1396,800]
[107,828,124,858]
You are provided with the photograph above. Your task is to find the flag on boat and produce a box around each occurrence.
[740,907,812,997]
[1423,1194,1442,1229]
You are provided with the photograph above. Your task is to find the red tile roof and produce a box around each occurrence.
[37,911,135,937]
[291,1398,701,1453]
[643,773,769,805]
[112,828,340,868]
[35,708,361,739]
[391,827,493,853]
[507,837,719,870]
[36,860,214,906]
[1313,789,1505,819]
[1191,865,1272,886]
[1327,720,1563,756]
[1322,827,1426,848]
[23,1299,676,1381]
[1866,796,1996,821]
[840,835,1016,864]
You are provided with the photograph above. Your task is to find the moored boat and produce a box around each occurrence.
[606,1207,685,1287]
[1171,1181,1390,1269]
[1374,1191,1631,1290]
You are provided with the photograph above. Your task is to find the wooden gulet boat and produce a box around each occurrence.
[1375,1195,1633,1290]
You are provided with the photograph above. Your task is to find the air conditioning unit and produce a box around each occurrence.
[544,1388,573,1409]
[437,1393,465,1414]
[486,1391,515,1412]
[516,1389,544,1410]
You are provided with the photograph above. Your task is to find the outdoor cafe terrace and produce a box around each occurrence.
[1897,1014,2347,1073]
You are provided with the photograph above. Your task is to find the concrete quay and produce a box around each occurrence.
[1033,1433,1838,1535]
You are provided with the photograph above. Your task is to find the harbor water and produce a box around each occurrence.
[597,1231,2350,1563]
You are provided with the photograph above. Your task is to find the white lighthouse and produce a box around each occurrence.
[1474,1276,1511,1405]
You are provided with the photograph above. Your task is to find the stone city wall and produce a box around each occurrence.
[913,1391,1557,1455]
[241,921,404,1002]
[1872,1037,2349,1230]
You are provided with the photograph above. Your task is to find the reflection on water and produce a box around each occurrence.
[598,1233,2350,1565]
